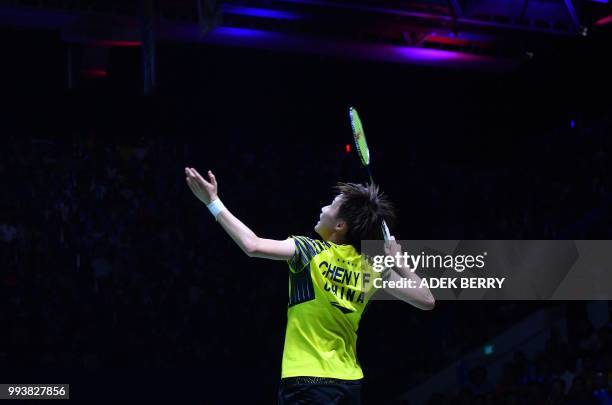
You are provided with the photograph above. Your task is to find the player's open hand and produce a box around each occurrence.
[185,167,218,205]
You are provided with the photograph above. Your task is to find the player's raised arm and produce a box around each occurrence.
[383,236,436,310]
[184,167,295,260]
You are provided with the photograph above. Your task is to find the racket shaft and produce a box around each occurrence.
[366,167,390,242]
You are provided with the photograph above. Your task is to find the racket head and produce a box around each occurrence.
[349,106,370,166]
[349,106,389,241]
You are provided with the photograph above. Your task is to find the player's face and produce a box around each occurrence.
[315,194,344,240]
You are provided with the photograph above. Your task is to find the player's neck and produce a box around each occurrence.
[326,233,346,245]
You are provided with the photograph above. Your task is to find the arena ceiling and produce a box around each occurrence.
[0,0,610,71]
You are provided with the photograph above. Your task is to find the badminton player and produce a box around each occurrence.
[185,167,435,404]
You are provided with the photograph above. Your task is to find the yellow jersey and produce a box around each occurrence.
[281,235,382,380]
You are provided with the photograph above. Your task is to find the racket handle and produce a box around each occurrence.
[382,220,391,242]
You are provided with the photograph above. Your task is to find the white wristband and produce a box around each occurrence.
[206,198,226,220]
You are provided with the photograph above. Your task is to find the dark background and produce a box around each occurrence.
[0,24,611,404]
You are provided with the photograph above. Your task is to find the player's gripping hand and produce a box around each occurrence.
[185,167,218,205]
[384,235,402,257]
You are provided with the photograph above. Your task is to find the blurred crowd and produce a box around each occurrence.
[424,319,612,405]
[0,112,610,402]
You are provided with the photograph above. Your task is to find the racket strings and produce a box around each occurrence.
[349,109,370,166]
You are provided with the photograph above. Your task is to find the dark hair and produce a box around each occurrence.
[334,182,396,252]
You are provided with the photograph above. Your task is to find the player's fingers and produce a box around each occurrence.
[186,168,198,183]
[192,168,212,186]
[186,177,197,192]
[187,168,204,186]
[208,170,217,187]
[187,175,203,192]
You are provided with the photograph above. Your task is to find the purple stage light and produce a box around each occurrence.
[157,23,515,72]
[222,5,302,20]
[209,27,277,40]
[394,46,467,62]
